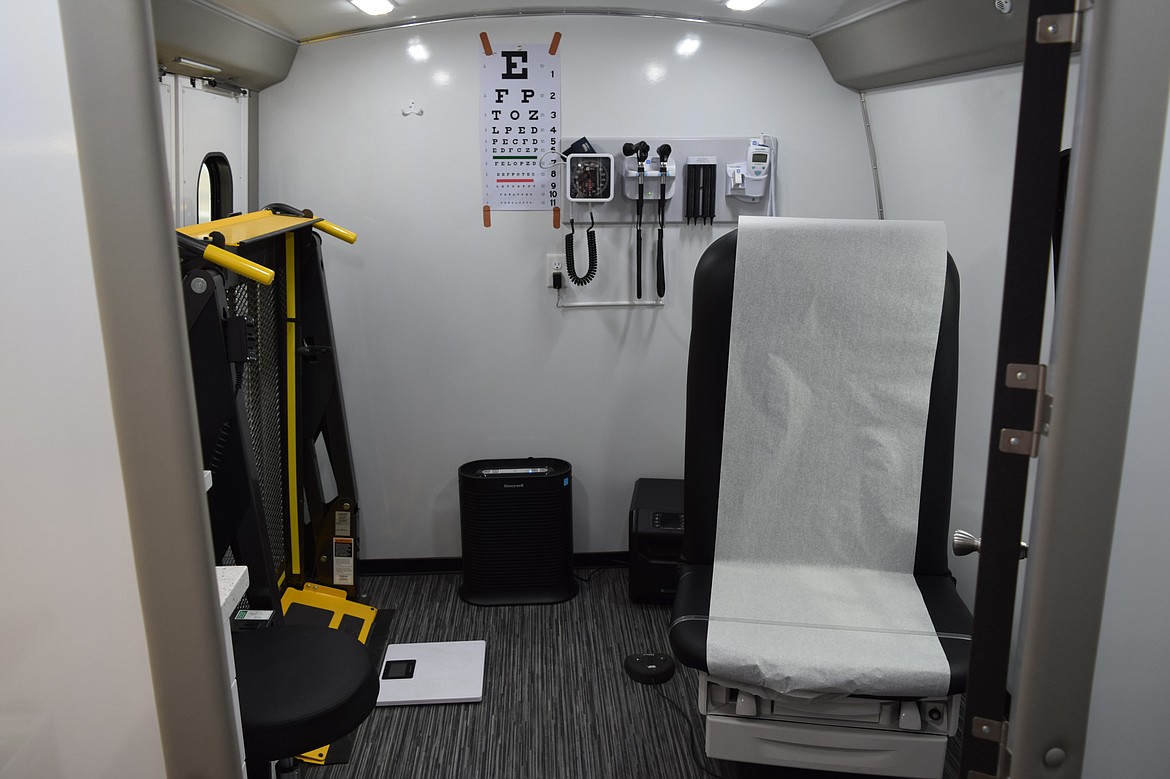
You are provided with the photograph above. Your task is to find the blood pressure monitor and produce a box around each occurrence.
[566,153,615,203]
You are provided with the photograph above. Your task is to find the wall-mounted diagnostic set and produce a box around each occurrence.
[549,135,776,305]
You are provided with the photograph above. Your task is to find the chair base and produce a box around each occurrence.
[697,673,957,778]
[705,715,948,778]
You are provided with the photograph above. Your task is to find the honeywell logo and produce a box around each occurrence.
[503,483,525,488]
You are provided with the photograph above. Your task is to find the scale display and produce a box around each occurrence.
[480,43,560,212]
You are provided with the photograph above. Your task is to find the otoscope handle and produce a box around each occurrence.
[635,168,645,299]
[656,150,668,298]
[636,230,643,299]
[636,171,645,219]
[656,237,665,298]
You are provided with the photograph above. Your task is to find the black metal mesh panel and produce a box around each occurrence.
[227,269,287,579]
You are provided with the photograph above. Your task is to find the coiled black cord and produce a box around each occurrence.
[586,226,598,276]
[564,220,575,279]
[565,216,597,286]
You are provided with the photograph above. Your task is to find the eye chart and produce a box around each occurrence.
[480,33,561,226]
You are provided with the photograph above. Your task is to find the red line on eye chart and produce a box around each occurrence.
[496,178,535,182]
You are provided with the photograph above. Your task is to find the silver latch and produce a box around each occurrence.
[969,717,1012,779]
[999,363,1052,457]
[1037,0,1092,44]
[953,529,1029,560]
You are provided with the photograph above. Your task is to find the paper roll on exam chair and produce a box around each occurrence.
[669,219,972,778]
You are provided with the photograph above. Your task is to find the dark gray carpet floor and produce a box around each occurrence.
[302,568,960,779]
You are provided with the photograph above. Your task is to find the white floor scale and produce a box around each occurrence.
[376,640,487,706]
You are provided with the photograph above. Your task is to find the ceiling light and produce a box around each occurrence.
[725,0,765,10]
[173,57,221,73]
[351,0,394,16]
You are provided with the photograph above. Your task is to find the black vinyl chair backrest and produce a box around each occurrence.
[681,230,960,577]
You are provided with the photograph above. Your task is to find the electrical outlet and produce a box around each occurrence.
[546,253,565,288]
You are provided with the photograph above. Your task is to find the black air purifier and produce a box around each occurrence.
[457,458,577,606]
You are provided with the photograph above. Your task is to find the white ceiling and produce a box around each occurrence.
[203,0,908,43]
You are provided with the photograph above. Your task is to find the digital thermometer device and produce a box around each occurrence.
[746,137,771,179]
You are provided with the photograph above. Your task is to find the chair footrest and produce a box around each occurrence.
[705,714,948,778]
[699,674,957,737]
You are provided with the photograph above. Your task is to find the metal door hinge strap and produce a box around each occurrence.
[969,717,1012,779]
[1037,2,1092,45]
[1000,363,1052,457]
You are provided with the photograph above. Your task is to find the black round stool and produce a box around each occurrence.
[233,624,378,778]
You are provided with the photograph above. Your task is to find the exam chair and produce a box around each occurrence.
[668,227,971,778]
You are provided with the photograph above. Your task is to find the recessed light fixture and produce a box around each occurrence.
[351,0,394,15]
[725,0,765,10]
[173,56,221,73]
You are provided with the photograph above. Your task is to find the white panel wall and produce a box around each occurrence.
[159,78,178,218]
[177,79,249,225]
[259,16,876,560]
[0,3,166,777]
[863,62,1080,607]
[157,76,249,226]
[1081,102,1170,778]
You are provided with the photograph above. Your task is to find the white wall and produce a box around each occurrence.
[0,3,166,777]
[864,62,1080,607]
[260,16,876,559]
[161,76,249,226]
[1081,99,1170,778]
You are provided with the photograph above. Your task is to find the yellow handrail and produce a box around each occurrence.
[313,220,357,244]
[202,243,275,286]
